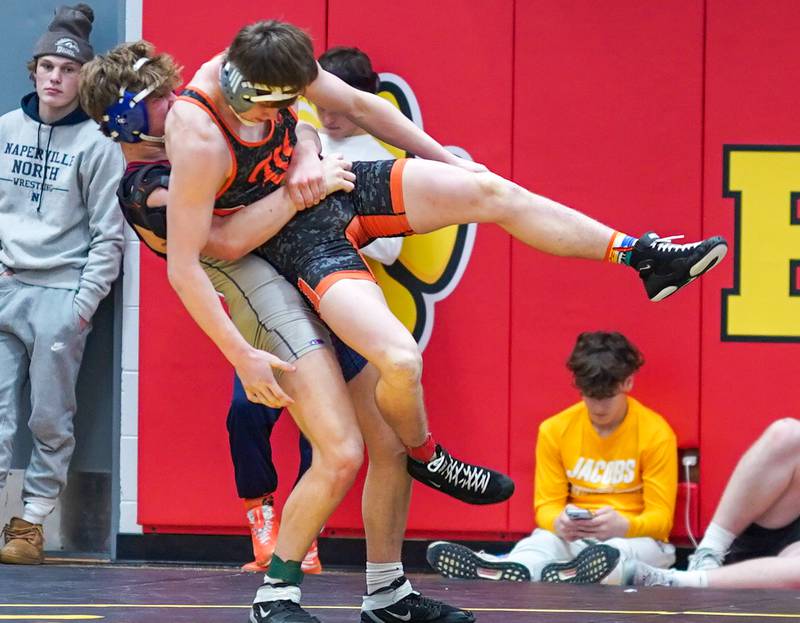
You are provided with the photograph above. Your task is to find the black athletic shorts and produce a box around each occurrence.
[255,158,413,309]
[726,515,800,563]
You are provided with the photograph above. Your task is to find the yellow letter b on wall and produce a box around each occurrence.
[723,146,800,341]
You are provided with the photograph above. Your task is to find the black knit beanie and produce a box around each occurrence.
[33,3,95,65]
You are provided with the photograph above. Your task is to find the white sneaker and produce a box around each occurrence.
[621,559,675,586]
[687,547,724,571]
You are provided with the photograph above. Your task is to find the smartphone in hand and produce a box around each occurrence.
[566,507,594,521]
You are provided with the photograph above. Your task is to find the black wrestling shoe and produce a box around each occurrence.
[249,600,320,623]
[407,444,514,505]
[630,232,727,302]
[540,543,620,584]
[360,577,474,623]
[427,541,530,582]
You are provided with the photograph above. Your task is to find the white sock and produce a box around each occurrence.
[362,576,413,611]
[671,570,709,588]
[254,578,301,604]
[697,522,736,557]
[366,561,404,595]
[22,497,56,525]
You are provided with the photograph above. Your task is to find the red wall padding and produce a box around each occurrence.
[700,0,800,527]
[136,0,800,540]
[508,0,704,533]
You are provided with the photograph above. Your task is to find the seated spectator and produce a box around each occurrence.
[606,418,800,588]
[427,331,677,583]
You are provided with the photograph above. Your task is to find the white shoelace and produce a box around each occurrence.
[427,453,490,494]
[651,234,701,253]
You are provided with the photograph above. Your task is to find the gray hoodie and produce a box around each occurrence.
[0,92,124,319]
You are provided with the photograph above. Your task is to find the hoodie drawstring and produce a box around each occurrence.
[37,125,54,213]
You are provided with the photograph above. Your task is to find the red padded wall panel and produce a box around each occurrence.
[700,0,800,528]
[509,1,705,533]
[325,0,514,535]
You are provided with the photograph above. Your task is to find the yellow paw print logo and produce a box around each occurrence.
[298,74,475,350]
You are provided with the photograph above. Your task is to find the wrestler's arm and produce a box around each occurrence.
[305,66,486,172]
[284,120,326,208]
[165,103,296,406]
[146,154,354,260]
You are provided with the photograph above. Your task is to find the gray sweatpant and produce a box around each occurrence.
[494,528,676,580]
[0,274,91,502]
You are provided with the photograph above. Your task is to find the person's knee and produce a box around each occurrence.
[315,437,364,492]
[514,528,565,553]
[761,418,800,460]
[28,415,73,448]
[473,172,522,220]
[376,343,423,389]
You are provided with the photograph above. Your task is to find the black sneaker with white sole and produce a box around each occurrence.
[426,541,530,582]
[361,576,474,623]
[250,600,320,623]
[406,444,514,505]
[629,232,727,302]
[540,543,620,584]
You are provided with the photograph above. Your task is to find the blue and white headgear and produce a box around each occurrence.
[102,57,164,143]
[219,60,299,115]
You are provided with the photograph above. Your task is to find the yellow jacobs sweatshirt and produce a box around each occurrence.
[534,396,677,541]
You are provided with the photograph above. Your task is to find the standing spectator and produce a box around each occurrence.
[317,46,402,266]
[0,3,123,565]
[427,331,678,584]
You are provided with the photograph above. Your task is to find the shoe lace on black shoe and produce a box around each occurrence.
[426,448,491,496]
[635,233,702,272]
[648,234,703,255]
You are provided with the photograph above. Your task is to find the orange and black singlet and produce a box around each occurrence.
[178,88,413,311]
[178,87,297,215]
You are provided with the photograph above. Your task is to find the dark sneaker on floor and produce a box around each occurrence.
[250,600,320,623]
[629,232,727,302]
[407,444,514,505]
[426,541,530,582]
[361,576,474,623]
[540,543,620,584]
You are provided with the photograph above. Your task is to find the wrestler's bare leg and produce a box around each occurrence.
[271,347,364,562]
[348,363,411,562]
[320,282,428,449]
[400,159,614,258]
